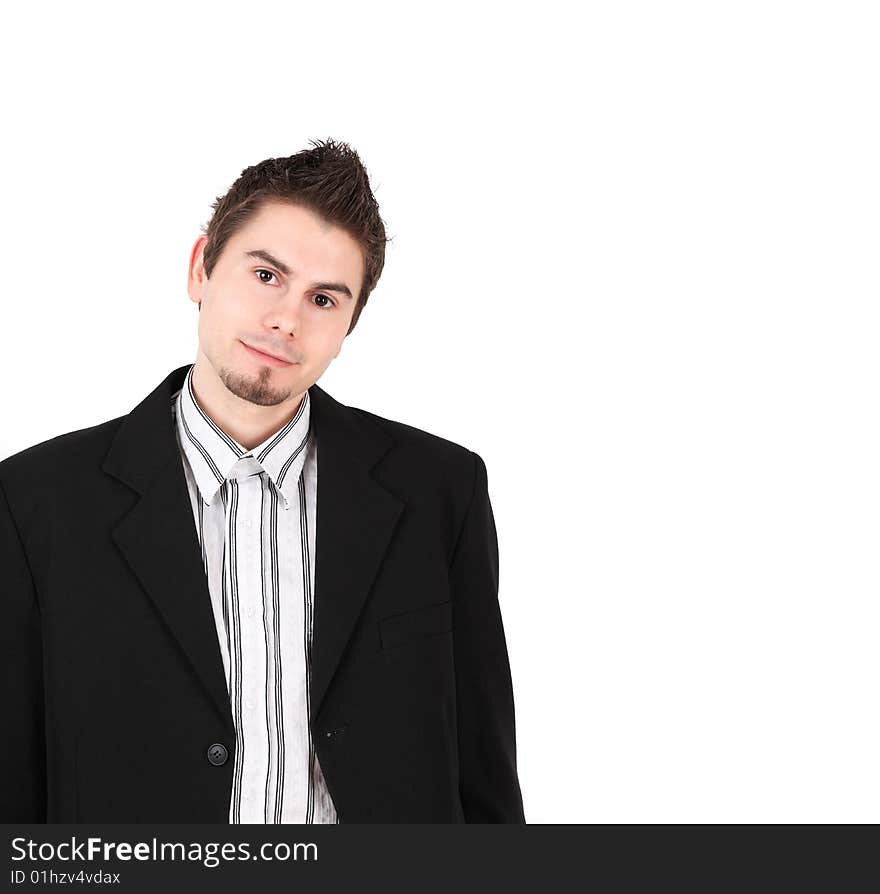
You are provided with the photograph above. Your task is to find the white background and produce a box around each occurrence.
[2,1,878,823]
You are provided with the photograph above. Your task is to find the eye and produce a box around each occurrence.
[255,268,277,285]
[313,293,336,309]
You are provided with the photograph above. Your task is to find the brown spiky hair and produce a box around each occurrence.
[200,138,389,335]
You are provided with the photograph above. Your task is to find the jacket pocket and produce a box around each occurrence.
[379,600,453,650]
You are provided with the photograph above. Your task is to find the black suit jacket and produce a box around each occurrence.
[0,364,525,823]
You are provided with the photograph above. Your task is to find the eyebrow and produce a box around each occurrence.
[244,249,354,300]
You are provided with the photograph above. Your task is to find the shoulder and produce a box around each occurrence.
[350,404,472,461]
[0,414,127,498]
[342,402,483,506]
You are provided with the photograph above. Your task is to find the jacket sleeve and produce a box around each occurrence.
[0,474,47,821]
[448,450,525,823]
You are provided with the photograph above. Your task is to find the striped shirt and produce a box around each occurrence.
[170,364,338,824]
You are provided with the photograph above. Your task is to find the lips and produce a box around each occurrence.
[241,341,295,364]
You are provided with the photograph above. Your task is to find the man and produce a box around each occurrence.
[0,139,525,823]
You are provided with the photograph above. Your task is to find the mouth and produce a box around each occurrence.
[240,340,298,368]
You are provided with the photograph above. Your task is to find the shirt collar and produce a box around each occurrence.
[173,364,311,511]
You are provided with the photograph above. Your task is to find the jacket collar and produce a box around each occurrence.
[102,363,404,737]
[172,363,311,511]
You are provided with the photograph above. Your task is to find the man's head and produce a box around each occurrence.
[187,139,387,409]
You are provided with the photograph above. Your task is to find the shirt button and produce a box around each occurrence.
[246,606,254,617]
[206,743,228,766]
[246,700,255,711]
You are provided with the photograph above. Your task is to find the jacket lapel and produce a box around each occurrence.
[306,382,402,724]
[101,364,403,736]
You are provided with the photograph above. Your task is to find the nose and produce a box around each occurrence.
[265,299,302,339]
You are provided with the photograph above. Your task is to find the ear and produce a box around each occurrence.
[186,235,210,306]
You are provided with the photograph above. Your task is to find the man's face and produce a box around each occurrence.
[187,199,364,407]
